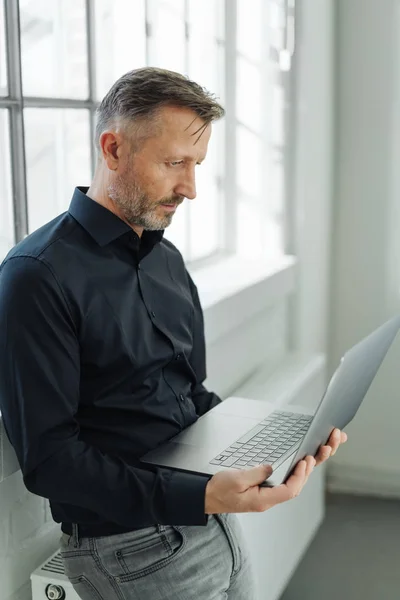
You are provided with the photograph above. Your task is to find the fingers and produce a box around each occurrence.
[325,428,348,457]
[315,445,332,465]
[330,428,347,456]
[238,464,273,491]
[257,456,316,508]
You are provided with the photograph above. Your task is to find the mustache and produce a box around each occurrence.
[158,197,183,206]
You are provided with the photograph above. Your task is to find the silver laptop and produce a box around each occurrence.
[141,315,400,487]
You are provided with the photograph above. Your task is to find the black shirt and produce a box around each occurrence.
[0,187,221,537]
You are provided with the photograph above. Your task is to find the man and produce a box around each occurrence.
[0,67,346,600]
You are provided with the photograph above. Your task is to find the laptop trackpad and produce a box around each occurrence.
[174,412,261,448]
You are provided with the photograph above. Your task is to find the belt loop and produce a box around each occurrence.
[72,523,80,548]
[156,524,165,534]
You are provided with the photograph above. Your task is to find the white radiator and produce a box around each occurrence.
[233,352,327,600]
[31,552,79,600]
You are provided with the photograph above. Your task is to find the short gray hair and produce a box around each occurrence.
[95,67,225,152]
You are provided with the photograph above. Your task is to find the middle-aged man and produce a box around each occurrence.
[0,67,347,600]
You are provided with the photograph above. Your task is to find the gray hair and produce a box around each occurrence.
[95,67,225,152]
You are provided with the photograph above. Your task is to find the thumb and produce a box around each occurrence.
[240,464,273,488]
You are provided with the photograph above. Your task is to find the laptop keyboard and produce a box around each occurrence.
[210,410,313,470]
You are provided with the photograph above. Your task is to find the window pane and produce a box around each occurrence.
[236,125,262,198]
[0,0,7,95]
[236,125,263,258]
[236,58,263,132]
[95,0,146,100]
[235,0,289,261]
[0,110,14,258]
[164,201,189,257]
[24,109,91,233]
[188,173,220,261]
[188,118,224,261]
[237,0,263,63]
[20,0,88,99]
[147,0,186,73]
[187,0,224,97]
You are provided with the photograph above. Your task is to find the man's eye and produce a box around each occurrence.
[170,161,183,167]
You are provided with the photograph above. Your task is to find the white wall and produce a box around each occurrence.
[328,0,400,496]
[290,0,335,357]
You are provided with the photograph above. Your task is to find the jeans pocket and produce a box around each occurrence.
[99,525,187,582]
[69,575,104,600]
[60,551,94,581]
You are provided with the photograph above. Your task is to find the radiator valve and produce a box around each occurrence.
[45,584,66,600]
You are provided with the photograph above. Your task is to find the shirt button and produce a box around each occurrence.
[179,394,185,402]
[176,354,182,360]
[151,311,156,318]
[138,264,141,270]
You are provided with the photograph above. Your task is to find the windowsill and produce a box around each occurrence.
[188,254,297,345]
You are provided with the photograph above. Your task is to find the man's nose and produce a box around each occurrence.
[175,169,196,200]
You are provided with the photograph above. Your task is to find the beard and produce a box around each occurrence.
[107,172,182,231]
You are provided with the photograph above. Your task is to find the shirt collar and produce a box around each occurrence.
[68,187,164,248]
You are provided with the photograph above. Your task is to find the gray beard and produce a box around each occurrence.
[107,177,175,231]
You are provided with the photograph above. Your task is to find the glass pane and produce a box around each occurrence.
[187,0,224,98]
[0,110,14,258]
[164,201,189,257]
[237,199,263,258]
[236,125,263,258]
[236,57,263,132]
[20,0,88,99]
[147,0,186,73]
[187,118,224,261]
[236,125,262,198]
[269,0,286,51]
[188,173,220,261]
[271,83,285,146]
[0,0,7,95]
[95,0,146,100]
[237,0,263,63]
[264,150,285,259]
[24,109,91,233]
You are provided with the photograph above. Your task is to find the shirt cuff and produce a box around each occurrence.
[164,470,211,526]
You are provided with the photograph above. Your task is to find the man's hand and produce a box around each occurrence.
[205,428,348,515]
[205,457,316,515]
[314,427,348,466]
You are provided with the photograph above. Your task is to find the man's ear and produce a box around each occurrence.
[100,131,121,171]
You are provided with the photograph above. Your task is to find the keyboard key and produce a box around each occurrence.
[221,456,240,467]
[237,425,265,444]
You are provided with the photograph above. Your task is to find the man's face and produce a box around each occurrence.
[107,106,211,233]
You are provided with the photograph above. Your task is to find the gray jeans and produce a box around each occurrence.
[60,514,257,600]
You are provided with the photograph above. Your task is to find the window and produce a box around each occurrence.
[2,0,295,266]
[24,109,91,232]
[19,0,88,99]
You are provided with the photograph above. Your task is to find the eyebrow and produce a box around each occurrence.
[170,156,205,164]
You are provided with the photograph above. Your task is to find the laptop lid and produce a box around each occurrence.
[278,315,400,483]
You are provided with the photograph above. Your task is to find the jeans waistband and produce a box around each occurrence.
[61,521,147,539]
